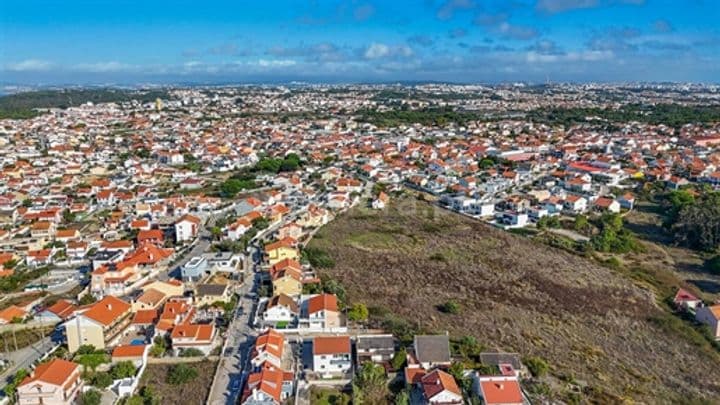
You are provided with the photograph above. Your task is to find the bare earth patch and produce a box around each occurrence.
[137,360,218,405]
[310,197,720,403]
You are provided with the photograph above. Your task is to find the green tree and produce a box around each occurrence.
[391,347,407,370]
[3,368,29,399]
[574,215,589,233]
[150,336,167,357]
[671,192,720,251]
[79,389,102,405]
[352,362,388,404]
[79,294,96,305]
[91,372,113,389]
[347,303,369,322]
[167,364,198,385]
[252,216,270,230]
[524,356,549,377]
[110,361,137,379]
[706,255,720,275]
[394,388,410,405]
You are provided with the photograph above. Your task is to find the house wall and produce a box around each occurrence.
[696,307,720,338]
[312,353,351,376]
[65,318,105,353]
[272,278,302,297]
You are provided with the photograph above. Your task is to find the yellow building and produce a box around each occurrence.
[64,296,132,353]
[141,279,185,298]
[272,269,302,297]
[264,238,299,265]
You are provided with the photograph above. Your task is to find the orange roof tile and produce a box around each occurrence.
[313,336,350,355]
[112,345,146,358]
[19,359,78,387]
[82,296,131,326]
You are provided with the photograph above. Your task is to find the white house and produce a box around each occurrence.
[262,294,299,329]
[696,305,720,340]
[175,214,201,243]
[563,195,587,213]
[420,370,463,404]
[312,336,352,378]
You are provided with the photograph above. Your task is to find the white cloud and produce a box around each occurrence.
[73,61,136,73]
[527,49,614,63]
[256,59,297,67]
[364,43,390,59]
[5,59,53,72]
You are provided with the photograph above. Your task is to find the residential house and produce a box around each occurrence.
[111,344,148,368]
[277,223,303,241]
[420,369,464,405]
[673,288,702,312]
[312,336,352,378]
[181,256,209,282]
[696,305,720,340]
[300,294,342,331]
[17,359,82,405]
[175,214,201,243]
[63,296,132,353]
[413,335,451,370]
[563,195,587,214]
[241,366,294,405]
[251,329,285,370]
[170,323,216,355]
[132,288,167,311]
[271,265,302,298]
[195,284,232,307]
[593,197,621,213]
[356,334,395,367]
[0,305,28,324]
[372,192,389,210]
[262,294,299,329]
[476,376,525,405]
[265,238,299,266]
[36,300,77,323]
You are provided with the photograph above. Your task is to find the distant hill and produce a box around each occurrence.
[0,88,170,119]
[308,196,720,403]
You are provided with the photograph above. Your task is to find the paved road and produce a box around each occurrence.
[0,337,56,387]
[206,203,313,405]
[207,245,261,405]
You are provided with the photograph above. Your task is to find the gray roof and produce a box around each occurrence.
[196,283,229,297]
[479,352,522,370]
[356,334,395,351]
[414,334,450,364]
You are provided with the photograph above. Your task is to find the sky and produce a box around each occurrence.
[1,0,719,85]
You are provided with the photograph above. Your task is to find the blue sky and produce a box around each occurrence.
[1,0,719,84]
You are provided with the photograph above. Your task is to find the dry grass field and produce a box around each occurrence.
[309,196,720,403]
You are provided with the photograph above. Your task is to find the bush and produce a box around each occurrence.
[439,300,460,314]
[180,348,205,357]
[524,356,549,377]
[110,361,137,379]
[347,303,369,322]
[391,347,407,370]
[79,389,102,405]
[167,364,198,385]
[705,255,720,275]
[91,372,113,389]
[303,247,336,269]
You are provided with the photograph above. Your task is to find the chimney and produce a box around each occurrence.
[107,304,112,310]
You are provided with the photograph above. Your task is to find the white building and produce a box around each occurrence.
[312,336,352,378]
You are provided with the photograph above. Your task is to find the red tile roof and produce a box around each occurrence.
[313,336,350,355]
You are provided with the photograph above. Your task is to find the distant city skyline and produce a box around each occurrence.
[2,0,719,85]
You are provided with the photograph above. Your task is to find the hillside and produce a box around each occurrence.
[0,88,170,119]
[308,196,720,403]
